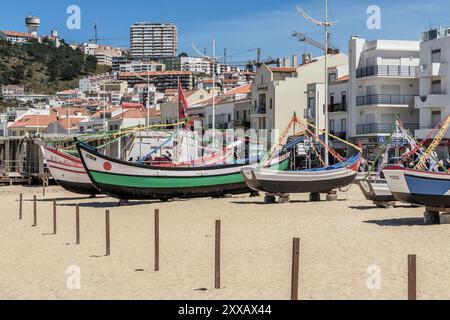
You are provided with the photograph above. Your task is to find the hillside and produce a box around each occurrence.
[0,38,109,95]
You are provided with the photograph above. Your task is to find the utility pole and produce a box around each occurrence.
[296,1,337,166]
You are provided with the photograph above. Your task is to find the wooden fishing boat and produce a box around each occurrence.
[34,138,100,195]
[383,166,450,207]
[76,140,289,200]
[357,178,396,203]
[242,152,361,194]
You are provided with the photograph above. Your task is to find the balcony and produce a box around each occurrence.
[416,62,447,78]
[252,105,266,117]
[233,120,251,128]
[415,94,448,109]
[356,123,419,135]
[356,94,415,107]
[356,65,416,78]
[329,131,347,140]
[328,103,347,112]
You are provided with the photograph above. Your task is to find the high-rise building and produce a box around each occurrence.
[130,22,177,58]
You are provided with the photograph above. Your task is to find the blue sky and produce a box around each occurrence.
[1,0,450,63]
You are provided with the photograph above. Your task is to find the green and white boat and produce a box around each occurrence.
[76,140,288,201]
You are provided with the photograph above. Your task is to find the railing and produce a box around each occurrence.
[233,120,251,128]
[356,65,416,78]
[328,103,347,112]
[329,131,347,140]
[356,123,419,135]
[254,105,266,114]
[356,94,416,106]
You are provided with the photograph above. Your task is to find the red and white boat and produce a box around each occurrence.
[35,138,100,195]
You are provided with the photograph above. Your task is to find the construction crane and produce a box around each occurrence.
[292,31,339,54]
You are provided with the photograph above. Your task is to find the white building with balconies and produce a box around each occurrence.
[415,27,450,152]
[348,36,420,158]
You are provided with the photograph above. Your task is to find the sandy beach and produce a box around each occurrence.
[0,183,449,300]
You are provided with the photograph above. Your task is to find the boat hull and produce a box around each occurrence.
[76,142,265,200]
[357,179,396,202]
[383,166,450,207]
[241,155,360,194]
[35,139,100,195]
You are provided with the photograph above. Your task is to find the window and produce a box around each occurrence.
[329,93,335,106]
[432,49,441,63]
[341,119,346,133]
[235,110,240,120]
[308,97,315,110]
[341,91,347,105]
[258,94,266,107]
[228,114,231,122]
[432,80,442,94]
[269,98,273,109]
[432,110,441,127]
[329,119,335,132]
[328,73,337,82]
[243,110,247,120]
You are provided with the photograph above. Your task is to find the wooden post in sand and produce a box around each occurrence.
[53,200,57,234]
[32,195,37,227]
[105,210,110,256]
[408,254,416,300]
[19,193,23,220]
[291,238,300,300]
[154,209,159,271]
[215,220,221,289]
[75,204,80,245]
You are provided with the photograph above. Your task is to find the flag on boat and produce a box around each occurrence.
[178,80,189,121]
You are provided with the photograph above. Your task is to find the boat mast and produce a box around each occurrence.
[296,0,337,166]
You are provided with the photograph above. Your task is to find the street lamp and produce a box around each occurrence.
[192,39,224,148]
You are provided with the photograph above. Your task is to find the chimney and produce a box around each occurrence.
[284,57,290,68]
[302,53,312,64]
[291,54,298,67]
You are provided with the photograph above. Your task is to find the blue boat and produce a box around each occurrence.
[383,166,450,207]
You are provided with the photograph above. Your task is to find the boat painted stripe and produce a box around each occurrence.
[47,159,84,169]
[90,170,244,188]
[47,147,81,163]
[405,173,450,196]
[49,165,87,175]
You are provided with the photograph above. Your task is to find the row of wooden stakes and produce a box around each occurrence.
[17,193,417,300]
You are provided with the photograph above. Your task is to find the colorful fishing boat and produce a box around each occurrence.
[76,140,288,200]
[383,166,450,207]
[34,138,100,195]
[242,152,361,194]
[357,177,396,203]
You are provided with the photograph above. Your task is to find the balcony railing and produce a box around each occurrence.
[356,65,416,78]
[328,103,347,112]
[329,131,347,140]
[356,123,419,135]
[254,105,266,114]
[356,94,416,107]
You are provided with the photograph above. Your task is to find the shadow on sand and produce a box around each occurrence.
[231,199,347,205]
[349,204,415,211]
[363,217,425,227]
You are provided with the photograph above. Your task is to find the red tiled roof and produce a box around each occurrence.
[110,108,160,120]
[51,107,89,117]
[119,71,192,77]
[224,84,251,96]
[8,115,58,129]
[0,30,38,38]
[51,118,85,130]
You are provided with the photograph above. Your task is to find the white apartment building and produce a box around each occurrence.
[415,27,450,156]
[305,65,349,155]
[348,37,420,158]
[251,53,349,133]
[82,43,123,66]
[79,73,113,93]
[0,30,39,44]
[130,23,177,58]
[119,61,165,73]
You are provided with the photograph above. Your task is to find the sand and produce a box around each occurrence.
[0,183,449,300]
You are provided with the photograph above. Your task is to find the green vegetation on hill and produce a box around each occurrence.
[0,38,108,95]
